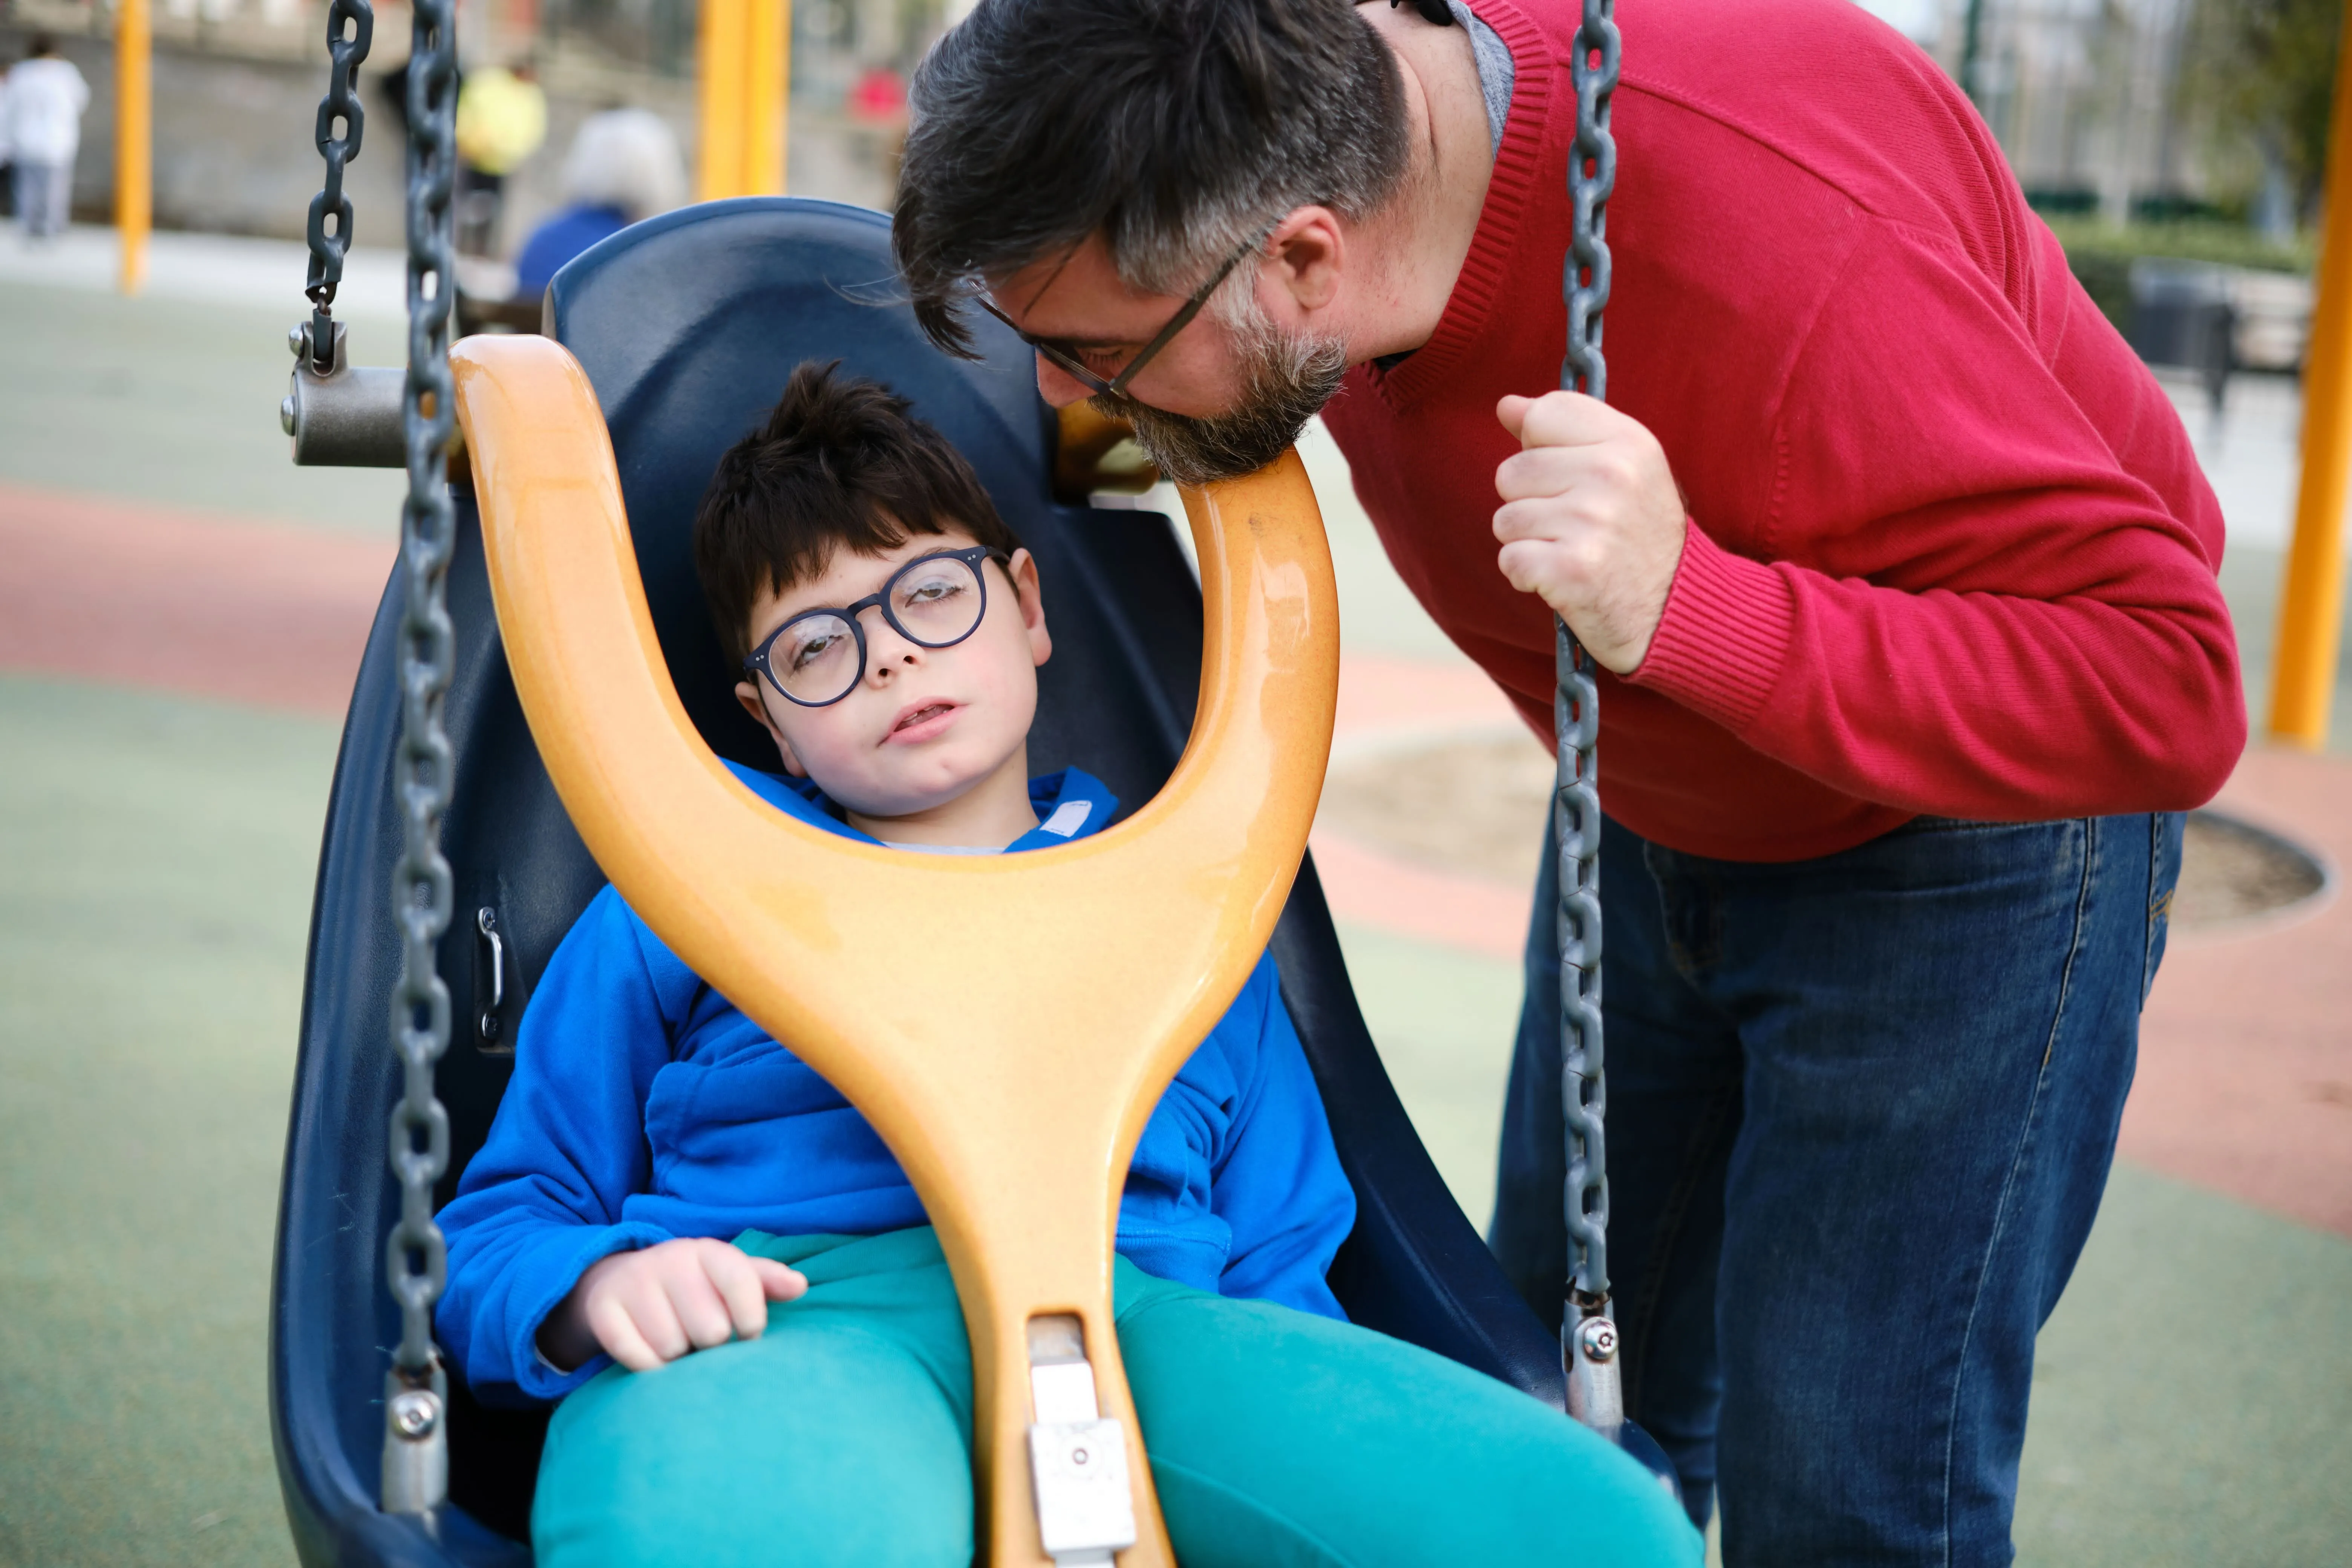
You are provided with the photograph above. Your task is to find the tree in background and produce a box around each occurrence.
[2181,0,2343,229]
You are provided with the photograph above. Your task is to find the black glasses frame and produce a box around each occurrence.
[973,231,1267,399]
[742,546,1013,709]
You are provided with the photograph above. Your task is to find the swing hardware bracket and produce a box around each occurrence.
[1026,1316,1138,1565]
[283,319,406,467]
[380,1369,449,1514]
[1565,1307,1625,1438]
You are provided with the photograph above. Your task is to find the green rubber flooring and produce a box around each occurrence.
[2,674,2347,1565]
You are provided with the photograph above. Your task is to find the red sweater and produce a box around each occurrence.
[1320,0,2243,862]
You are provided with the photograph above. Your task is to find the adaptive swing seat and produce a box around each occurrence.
[270,198,1571,1567]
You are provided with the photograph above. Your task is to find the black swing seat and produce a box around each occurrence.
[269,198,1571,1567]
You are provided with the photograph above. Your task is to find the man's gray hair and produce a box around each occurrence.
[894,0,1410,356]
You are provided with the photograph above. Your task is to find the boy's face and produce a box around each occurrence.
[733,526,1053,823]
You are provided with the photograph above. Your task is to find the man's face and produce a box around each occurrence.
[733,527,1053,821]
[989,234,1348,485]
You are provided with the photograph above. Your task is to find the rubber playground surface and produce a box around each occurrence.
[2,243,2349,1565]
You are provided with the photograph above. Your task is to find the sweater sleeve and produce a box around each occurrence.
[1207,954,1357,1321]
[434,887,688,1405]
[1629,219,2244,821]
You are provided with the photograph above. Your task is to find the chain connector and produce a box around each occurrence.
[1564,1302,1626,1437]
[285,319,407,467]
[380,1363,449,1513]
[284,319,464,467]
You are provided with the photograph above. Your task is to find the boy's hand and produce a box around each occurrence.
[539,1238,807,1373]
[1493,391,1689,675]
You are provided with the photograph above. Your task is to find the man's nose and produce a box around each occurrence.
[1035,352,1093,409]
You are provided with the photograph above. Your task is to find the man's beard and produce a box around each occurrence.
[1092,319,1350,487]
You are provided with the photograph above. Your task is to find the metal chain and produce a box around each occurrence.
[1558,0,1620,1317]
[382,0,461,1511]
[302,0,372,372]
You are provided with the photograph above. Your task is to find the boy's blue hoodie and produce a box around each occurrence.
[436,762,1357,1405]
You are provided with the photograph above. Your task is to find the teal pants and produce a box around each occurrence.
[534,1228,1701,1566]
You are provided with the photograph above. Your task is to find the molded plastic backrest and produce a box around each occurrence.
[271,197,1560,1568]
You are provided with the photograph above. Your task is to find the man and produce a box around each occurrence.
[891,1,2242,1563]
[5,35,88,242]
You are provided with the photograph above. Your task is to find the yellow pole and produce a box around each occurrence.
[2269,0,2352,747]
[697,0,748,199]
[116,0,152,294]
[746,0,789,195]
[697,0,787,199]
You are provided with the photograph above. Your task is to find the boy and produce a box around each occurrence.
[436,363,1698,1566]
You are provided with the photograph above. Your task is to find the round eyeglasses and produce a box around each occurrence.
[742,545,1012,709]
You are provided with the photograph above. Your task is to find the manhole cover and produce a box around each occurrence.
[1319,734,2332,933]
[2174,810,2331,930]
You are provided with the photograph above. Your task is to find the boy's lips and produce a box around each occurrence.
[882,698,962,744]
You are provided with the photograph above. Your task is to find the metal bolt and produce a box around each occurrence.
[388,1389,439,1439]
[282,396,299,436]
[1577,1317,1619,1364]
[289,324,307,358]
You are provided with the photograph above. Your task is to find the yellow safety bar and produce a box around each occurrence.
[449,335,1338,1566]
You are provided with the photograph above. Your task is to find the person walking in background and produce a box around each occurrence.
[511,107,686,296]
[0,45,15,220]
[453,58,548,257]
[5,35,87,241]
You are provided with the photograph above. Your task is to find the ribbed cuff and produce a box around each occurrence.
[1627,521,1797,736]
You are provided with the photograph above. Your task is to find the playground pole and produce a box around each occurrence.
[2268,0,2352,749]
[696,0,788,199]
[116,0,151,294]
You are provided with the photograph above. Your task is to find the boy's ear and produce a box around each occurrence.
[1007,548,1052,669]
[735,681,809,777]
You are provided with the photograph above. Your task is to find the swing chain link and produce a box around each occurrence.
[381,0,461,1514]
[1558,0,1620,1326]
[302,0,373,373]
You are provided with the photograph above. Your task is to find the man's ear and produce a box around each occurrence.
[1007,548,1053,668]
[1265,205,1346,318]
[735,681,809,777]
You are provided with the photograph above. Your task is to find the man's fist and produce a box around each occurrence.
[1493,391,1688,674]
[539,1237,808,1373]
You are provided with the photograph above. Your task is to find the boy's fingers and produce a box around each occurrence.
[664,1263,738,1352]
[1496,392,1535,439]
[624,1276,692,1363]
[702,1246,772,1343]
[752,1257,808,1302]
[589,1294,665,1373]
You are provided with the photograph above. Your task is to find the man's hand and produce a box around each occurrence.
[538,1237,807,1373]
[1493,391,1689,674]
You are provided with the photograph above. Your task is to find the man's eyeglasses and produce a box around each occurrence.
[972,231,1266,400]
[743,546,1012,709]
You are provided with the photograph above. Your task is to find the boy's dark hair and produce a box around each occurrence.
[893,0,1408,357]
[693,361,1020,664]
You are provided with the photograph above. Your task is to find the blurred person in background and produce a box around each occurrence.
[511,107,687,295]
[5,35,88,241]
[454,58,548,256]
[0,44,14,219]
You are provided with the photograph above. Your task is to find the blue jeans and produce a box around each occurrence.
[12,160,71,239]
[1491,812,2183,1566]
